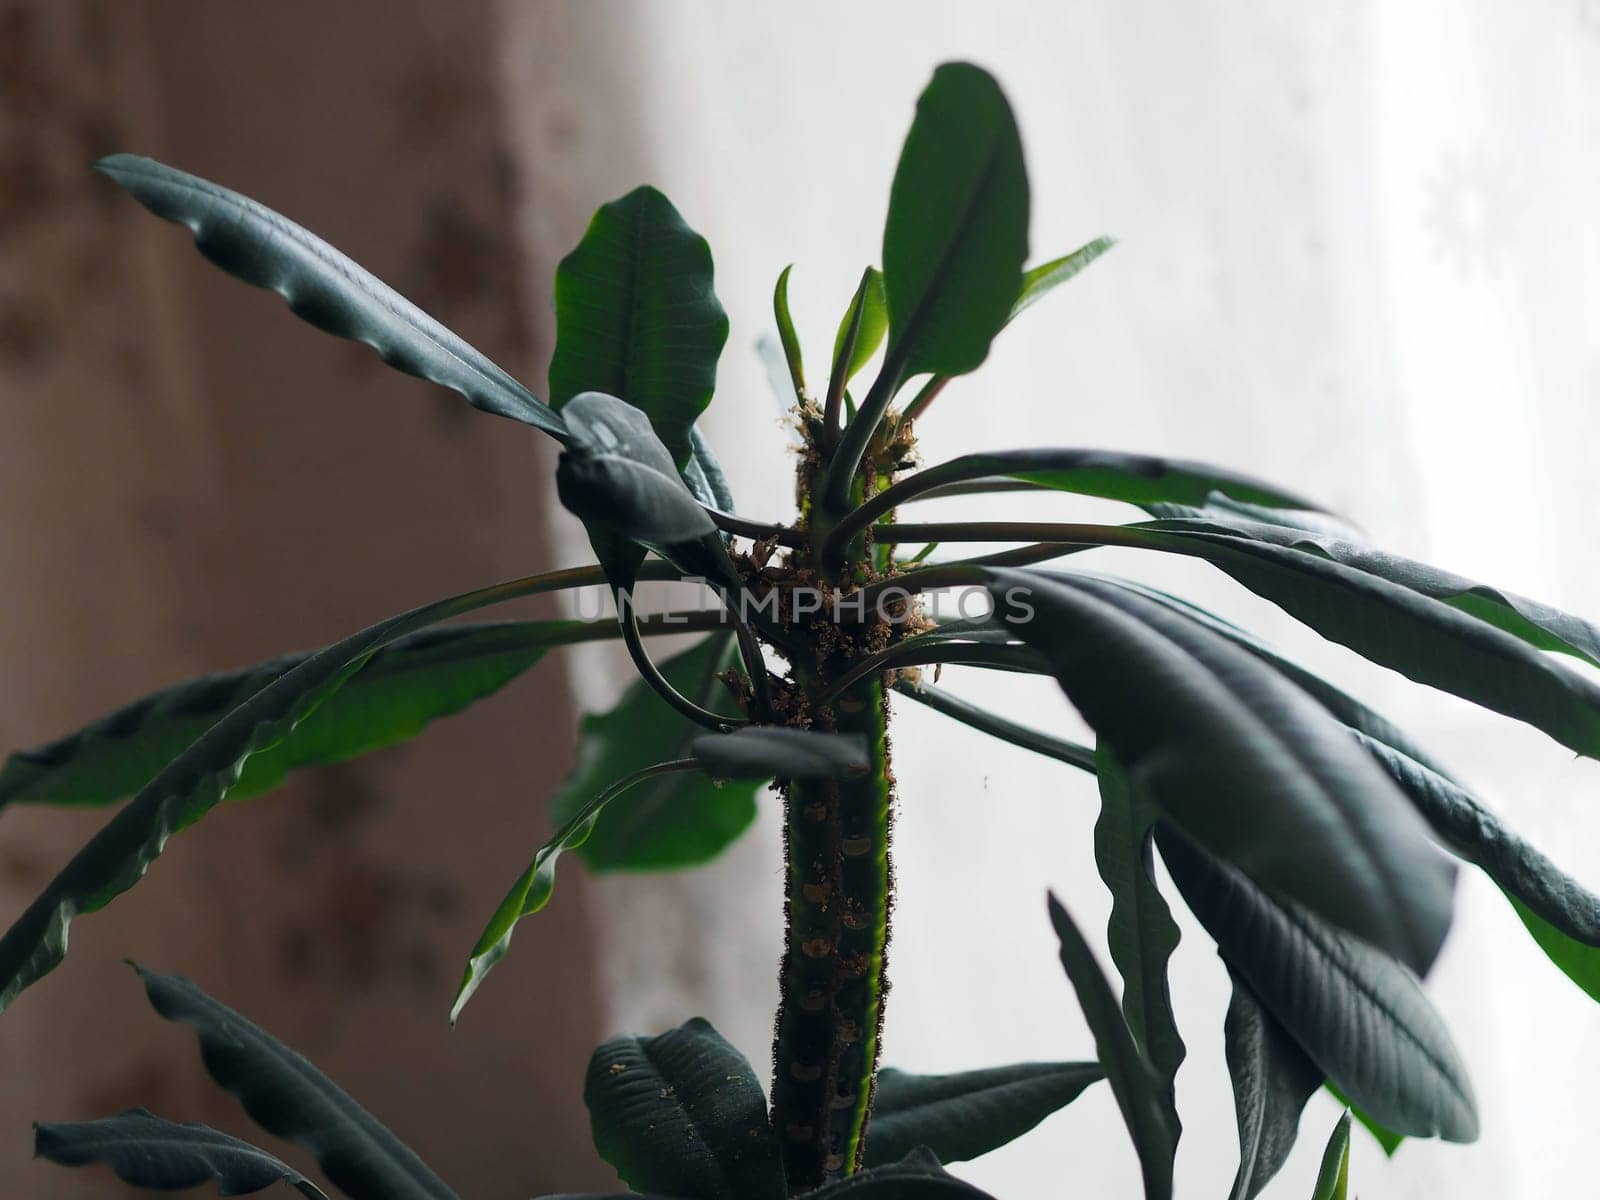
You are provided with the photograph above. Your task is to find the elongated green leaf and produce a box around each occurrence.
[1326,1083,1404,1156]
[1510,896,1600,1003]
[842,451,1327,547]
[555,391,733,590]
[891,680,1096,772]
[774,264,807,399]
[36,1109,327,1199]
[559,635,757,869]
[0,619,610,812]
[1310,1112,1351,1200]
[831,267,888,390]
[97,155,562,437]
[1105,523,1600,758]
[550,186,728,468]
[584,1018,782,1200]
[863,1062,1103,1167]
[138,966,457,1200]
[452,756,704,1022]
[1355,732,1600,949]
[989,569,1455,974]
[1093,746,1185,1114]
[1223,981,1321,1200]
[1148,511,1600,668]
[805,1148,999,1200]
[1155,830,1477,1141]
[1011,237,1116,321]
[1047,894,1177,1200]
[0,572,564,1013]
[691,728,869,780]
[1081,573,1453,777]
[882,63,1028,380]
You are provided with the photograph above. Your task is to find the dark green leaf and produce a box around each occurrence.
[882,62,1028,380]
[555,391,732,590]
[805,1148,998,1200]
[0,620,607,812]
[1310,1112,1351,1200]
[1354,732,1600,951]
[138,966,457,1200]
[691,728,869,781]
[96,155,562,436]
[584,1018,782,1200]
[990,569,1455,975]
[688,426,738,514]
[1223,981,1321,1200]
[0,572,564,1013]
[1108,522,1600,758]
[550,186,728,468]
[1047,893,1178,1200]
[839,452,1328,554]
[1081,573,1454,777]
[559,636,756,870]
[452,755,704,1023]
[35,1109,327,1199]
[1155,829,1477,1141]
[1011,237,1116,320]
[864,1062,1103,1167]
[1147,511,1600,669]
[774,264,807,399]
[831,267,888,390]
[1093,746,1185,1116]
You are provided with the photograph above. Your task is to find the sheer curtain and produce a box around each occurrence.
[500,2,1600,1195]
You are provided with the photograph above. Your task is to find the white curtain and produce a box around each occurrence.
[500,2,1600,1194]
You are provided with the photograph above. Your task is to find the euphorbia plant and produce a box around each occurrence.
[6,60,1600,1200]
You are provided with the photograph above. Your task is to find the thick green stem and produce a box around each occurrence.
[773,677,893,1190]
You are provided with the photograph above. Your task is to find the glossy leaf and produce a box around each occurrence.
[864,1061,1103,1167]
[1093,746,1185,1116]
[1223,981,1321,1200]
[990,568,1455,975]
[691,728,869,780]
[1152,510,1600,669]
[452,756,703,1022]
[97,155,562,436]
[36,1109,327,1199]
[831,267,888,390]
[1107,522,1600,758]
[1355,732,1600,950]
[558,635,757,869]
[1048,893,1178,1200]
[1310,1112,1351,1200]
[555,391,733,590]
[584,1018,783,1200]
[805,1148,999,1200]
[137,966,458,1200]
[0,572,566,1013]
[685,426,737,515]
[549,186,728,467]
[836,451,1327,556]
[1156,829,1477,1141]
[774,264,807,399]
[1,619,611,812]
[1011,237,1116,320]
[881,63,1028,380]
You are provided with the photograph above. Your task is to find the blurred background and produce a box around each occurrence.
[3,2,1598,1197]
